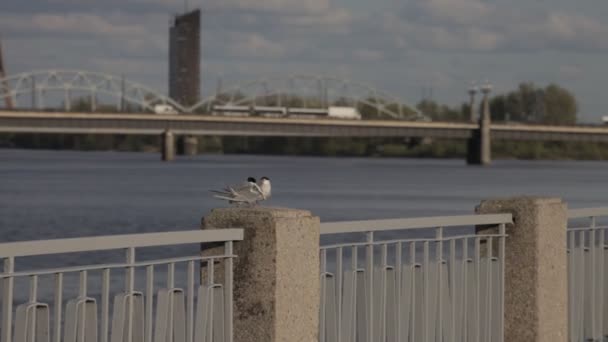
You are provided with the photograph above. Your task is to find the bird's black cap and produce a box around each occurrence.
[247,177,256,183]
[261,176,270,181]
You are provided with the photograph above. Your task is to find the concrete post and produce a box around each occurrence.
[466,88,492,165]
[183,136,198,156]
[476,197,568,342]
[161,129,175,161]
[201,207,320,342]
[479,91,492,165]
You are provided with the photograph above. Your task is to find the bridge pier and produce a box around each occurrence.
[177,135,198,156]
[161,130,175,161]
[467,85,492,166]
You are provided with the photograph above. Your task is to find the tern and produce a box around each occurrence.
[211,177,271,206]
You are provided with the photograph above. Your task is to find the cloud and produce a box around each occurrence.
[0,12,148,37]
[225,32,287,58]
[130,0,330,14]
[409,0,493,26]
[378,1,608,53]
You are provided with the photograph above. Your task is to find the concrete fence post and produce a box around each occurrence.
[161,129,175,161]
[201,207,320,342]
[476,197,568,342]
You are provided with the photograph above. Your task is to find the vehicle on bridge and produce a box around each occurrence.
[603,116,608,125]
[327,106,362,120]
[211,104,362,120]
[154,104,179,115]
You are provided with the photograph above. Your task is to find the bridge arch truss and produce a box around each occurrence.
[0,70,184,112]
[189,75,428,121]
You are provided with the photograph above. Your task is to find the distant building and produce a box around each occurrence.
[169,9,200,107]
[0,37,14,108]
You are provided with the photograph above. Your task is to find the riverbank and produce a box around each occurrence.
[2,133,608,161]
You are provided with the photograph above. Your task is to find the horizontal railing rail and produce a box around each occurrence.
[318,213,512,342]
[566,207,608,342]
[320,213,512,235]
[0,229,243,257]
[1,229,243,342]
[568,207,608,219]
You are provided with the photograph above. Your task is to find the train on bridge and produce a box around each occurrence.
[152,104,363,120]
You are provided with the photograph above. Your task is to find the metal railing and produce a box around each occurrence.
[0,229,243,342]
[319,214,512,342]
[567,207,608,342]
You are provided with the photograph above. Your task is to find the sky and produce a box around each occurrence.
[1,0,607,122]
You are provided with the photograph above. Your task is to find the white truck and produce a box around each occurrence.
[328,106,362,120]
[154,104,178,115]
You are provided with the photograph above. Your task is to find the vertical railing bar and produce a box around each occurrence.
[336,247,343,342]
[1,257,14,342]
[449,238,456,342]
[351,245,357,340]
[320,252,326,342]
[319,249,326,342]
[320,249,327,275]
[590,217,597,339]
[29,275,39,342]
[79,270,88,342]
[598,225,605,340]
[54,273,64,342]
[205,259,213,286]
[126,247,135,342]
[396,242,403,342]
[187,260,195,342]
[579,229,586,342]
[225,242,234,342]
[167,262,175,342]
[381,243,388,342]
[474,237,481,342]
[462,238,469,341]
[101,269,110,342]
[366,232,374,342]
[486,236,493,342]
[423,239,430,342]
[145,266,154,342]
[168,262,176,289]
[498,224,506,342]
[436,227,443,341]
[29,275,38,303]
[568,230,575,342]
[410,241,416,341]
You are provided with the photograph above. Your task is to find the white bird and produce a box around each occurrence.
[211,177,271,206]
[258,177,271,200]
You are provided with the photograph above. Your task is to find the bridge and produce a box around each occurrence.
[2,69,608,164]
[2,111,608,163]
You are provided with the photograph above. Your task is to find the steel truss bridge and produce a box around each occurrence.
[0,70,426,121]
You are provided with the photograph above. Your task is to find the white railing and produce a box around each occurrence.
[0,229,243,342]
[567,207,608,341]
[319,213,512,342]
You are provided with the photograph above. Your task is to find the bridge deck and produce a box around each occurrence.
[1,111,608,142]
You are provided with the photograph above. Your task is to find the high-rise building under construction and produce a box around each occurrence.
[169,9,200,107]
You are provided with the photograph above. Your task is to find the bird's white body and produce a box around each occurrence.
[258,178,271,199]
[211,177,271,206]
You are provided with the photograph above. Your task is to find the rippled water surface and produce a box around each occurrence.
[1,148,607,241]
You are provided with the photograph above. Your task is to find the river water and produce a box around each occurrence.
[1,148,607,241]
